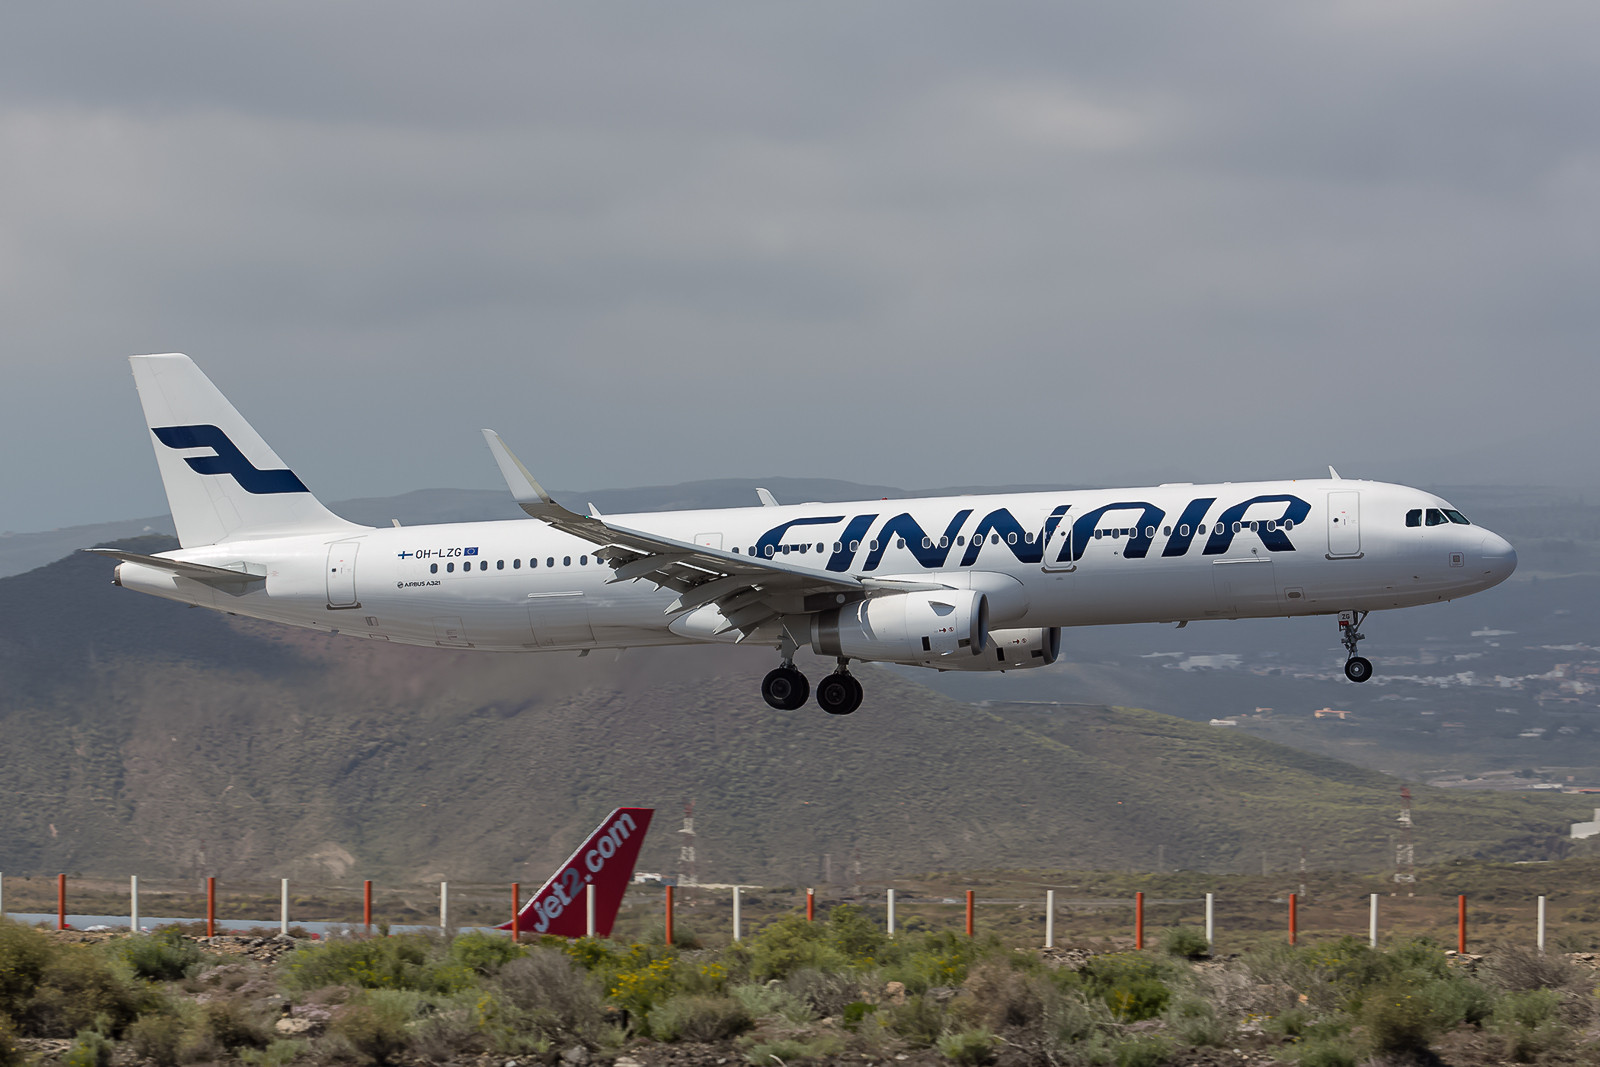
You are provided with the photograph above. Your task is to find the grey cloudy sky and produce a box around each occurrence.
[4,2,1598,531]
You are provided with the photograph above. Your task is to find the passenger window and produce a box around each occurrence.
[1426,508,1448,526]
[897,538,906,549]
[1444,510,1470,525]
[546,557,554,568]
[1406,509,1422,527]
[1232,522,1242,533]
[563,556,571,566]
[480,560,488,570]
[1163,526,1171,536]
[1094,529,1103,539]
[430,563,438,574]
[816,543,825,552]
[1145,526,1156,539]
[447,562,454,573]
[956,535,965,546]
[579,555,587,565]
[1007,532,1018,545]
[1283,520,1294,531]
[991,534,1000,545]
[1110,529,1120,540]
[497,560,505,570]
[1179,524,1190,537]
[1025,532,1035,543]
[733,547,740,554]
[849,540,860,551]
[938,536,949,549]
[765,545,775,557]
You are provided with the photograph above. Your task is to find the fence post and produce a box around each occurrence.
[206,877,216,937]
[1288,893,1297,946]
[806,887,815,922]
[1537,895,1546,955]
[512,883,521,943]
[1135,891,1144,950]
[281,879,290,937]
[1458,895,1467,955]
[732,886,742,942]
[130,875,139,934]
[586,883,596,938]
[439,882,448,933]
[887,889,896,937]
[0,871,4,921]
[57,874,66,931]
[1369,893,1378,948]
[665,885,674,946]
[965,890,975,937]
[364,880,373,933]
[1045,890,1055,949]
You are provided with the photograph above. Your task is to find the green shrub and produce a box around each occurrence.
[742,915,849,980]
[238,1039,309,1067]
[936,1027,997,1066]
[330,990,415,1066]
[24,946,148,1037]
[449,931,525,976]
[487,950,609,1047]
[1491,988,1570,1062]
[883,993,947,1046]
[0,921,53,1017]
[284,934,470,994]
[1294,1036,1361,1067]
[203,997,273,1051]
[743,1034,845,1065]
[1264,1007,1309,1038]
[126,1013,185,1067]
[1361,980,1440,1057]
[959,958,1047,1030]
[729,982,812,1024]
[1075,953,1176,1023]
[1166,994,1228,1047]
[1160,926,1210,960]
[1111,1035,1171,1067]
[647,994,752,1042]
[63,1029,113,1067]
[121,930,203,982]
[841,1001,876,1030]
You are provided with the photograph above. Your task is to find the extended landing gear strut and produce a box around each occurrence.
[761,639,865,714]
[815,660,864,716]
[1340,610,1373,683]
[762,632,810,710]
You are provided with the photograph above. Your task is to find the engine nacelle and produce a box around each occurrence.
[906,626,1062,672]
[811,590,989,662]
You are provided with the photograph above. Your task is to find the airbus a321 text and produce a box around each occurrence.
[95,354,1518,715]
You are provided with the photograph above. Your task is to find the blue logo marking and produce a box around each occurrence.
[151,424,309,495]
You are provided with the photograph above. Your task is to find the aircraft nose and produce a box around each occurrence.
[1479,532,1517,585]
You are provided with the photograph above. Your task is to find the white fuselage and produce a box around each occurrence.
[115,478,1515,656]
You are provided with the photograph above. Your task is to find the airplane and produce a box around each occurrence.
[92,354,1518,715]
[499,807,654,938]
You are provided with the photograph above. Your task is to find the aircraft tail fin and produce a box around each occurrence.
[499,807,654,938]
[129,354,363,547]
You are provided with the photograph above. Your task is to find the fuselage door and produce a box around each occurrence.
[326,542,359,608]
[1327,491,1362,558]
[1041,522,1075,572]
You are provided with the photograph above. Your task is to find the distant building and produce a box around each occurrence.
[1571,809,1600,840]
[1313,707,1351,719]
[1209,718,1239,727]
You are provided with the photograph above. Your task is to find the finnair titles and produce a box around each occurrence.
[95,354,1517,715]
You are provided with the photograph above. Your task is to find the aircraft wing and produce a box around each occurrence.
[482,430,941,637]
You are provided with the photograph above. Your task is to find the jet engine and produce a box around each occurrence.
[908,626,1062,671]
[811,589,989,662]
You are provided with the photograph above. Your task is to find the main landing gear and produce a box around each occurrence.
[761,649,864,715]
[1340,610,1373,683]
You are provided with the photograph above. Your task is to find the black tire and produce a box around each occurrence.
[817,674,858,715]
[841,673,864,714]
[1344,656,1373,683]
[762,667,810,710]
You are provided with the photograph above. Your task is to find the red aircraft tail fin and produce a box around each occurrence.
[497,807,654,938]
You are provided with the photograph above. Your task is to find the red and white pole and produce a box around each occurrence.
[511,883,520,943]
[363,880,373,933]
[664,885,675,946]
[1135,891,1144,950]
[57,873,66,931]
[1288,893,1297,946]
[965,890,974,937]
[1458,895,1467,955]
[206,877,216,937]
[806,887,815,921]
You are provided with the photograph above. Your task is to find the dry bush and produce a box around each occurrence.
[489,950,609,1046]
[955,959,1048,1031]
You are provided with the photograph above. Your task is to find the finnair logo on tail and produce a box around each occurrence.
[151,424,309,495]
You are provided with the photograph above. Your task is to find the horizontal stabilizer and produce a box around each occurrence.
[84,547,266,587]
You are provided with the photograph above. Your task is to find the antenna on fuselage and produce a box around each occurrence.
[1328,466,1342,480]
[756,488,780,507]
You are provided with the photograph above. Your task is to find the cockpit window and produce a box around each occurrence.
[1406,509,1422,527]
[1426,508,1449,526]
[1444,509,1470,525]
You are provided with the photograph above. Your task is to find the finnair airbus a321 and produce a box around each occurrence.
[94,354,1517,715]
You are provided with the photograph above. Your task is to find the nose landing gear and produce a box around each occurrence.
[1340,610,1373,683]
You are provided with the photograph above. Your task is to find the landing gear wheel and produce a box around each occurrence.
[1344,656,1373,683]
[816,673,864,715]
[762,666,810,710]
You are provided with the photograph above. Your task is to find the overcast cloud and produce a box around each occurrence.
[3,2,1598,531]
